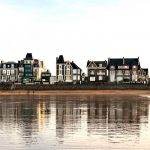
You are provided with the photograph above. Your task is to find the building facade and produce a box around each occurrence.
[87,60,107,82]
[108,57,141,82]
[56,55,65,82]
[18,53,46,83]
[139,68,149,84]
[41,70,51,83]
[0,61,18,82]
[56,55,82,83]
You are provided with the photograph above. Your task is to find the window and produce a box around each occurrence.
[59,70,62,74]
[117,70,123,75]
[3,64,6,68]
[11,70,15,74]
[78,76,80,80]
[90,70,94,75]
[59,65,62,69]
[133,66,136,69]
[110,66,115,69]
[7,70,10,75]
[7,65,10,68]
[99,64,102,68]
[3,70,6,74]
[124,70,130,75]
[90,77,95,81]
[133,71,137,75]
[99,76,103,80]
[73,69,77,74]
[66,70,70,75]
[73,75,77,80]
[11,64,14,68]
[67,65,70,69]
[97,70,105,75]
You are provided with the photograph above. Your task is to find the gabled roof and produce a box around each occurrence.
[87,60,107,67]
[71,62,81,69]
[56,55,64,64]
[24,53,33,60]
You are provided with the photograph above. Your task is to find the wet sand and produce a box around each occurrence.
[0,90,150,97]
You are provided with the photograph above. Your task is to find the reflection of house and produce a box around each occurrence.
[56,55,82,83]
[108,57,140,82]
[18,53,46,83]
[87,60,107,82]
[0,61,18,82]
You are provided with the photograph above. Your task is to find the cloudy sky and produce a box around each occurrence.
[0,0,150,74]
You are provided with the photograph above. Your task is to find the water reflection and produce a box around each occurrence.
[0,95,150,149]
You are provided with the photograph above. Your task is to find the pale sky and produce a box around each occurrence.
[0,0,150,75]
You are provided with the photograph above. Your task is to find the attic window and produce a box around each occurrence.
[11,64,14,68]
[3,64,6,68]
[99,64,102,68]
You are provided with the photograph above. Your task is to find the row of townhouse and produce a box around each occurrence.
[87,57,149,83]
[0,53,51,83]
[0,54,149,84]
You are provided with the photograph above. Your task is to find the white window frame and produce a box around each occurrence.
[59,65,62,69]
[73,75,77,80]
[99,64,102,68]
[99,76,103,80]
[7,70,10,75]
[90,77,95,81]
[3,70,6,74]
[11,70,15,74]
[73,69,77,74]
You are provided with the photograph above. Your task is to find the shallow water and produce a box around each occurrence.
[0,95,150,150]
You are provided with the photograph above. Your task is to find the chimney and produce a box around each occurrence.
[123,57,124,64]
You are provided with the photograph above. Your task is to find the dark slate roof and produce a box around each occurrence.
[87,60,107,67]
[0,62,18,68]
[24,53,33,60]
[124,58,139,66]
[56,55,64,63]
[71,62,81,69]
[108,59,123,66]
[142,68,148,75]
[108,57,140,69]
[4,61,17,64]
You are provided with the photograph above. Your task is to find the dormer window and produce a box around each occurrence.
[11,64,14,68]
[3,64,6,68]
[99,64,102,68]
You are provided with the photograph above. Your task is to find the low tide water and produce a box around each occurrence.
[0,94,150,150]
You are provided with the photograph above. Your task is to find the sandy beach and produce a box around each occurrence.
[0,90,150,97]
